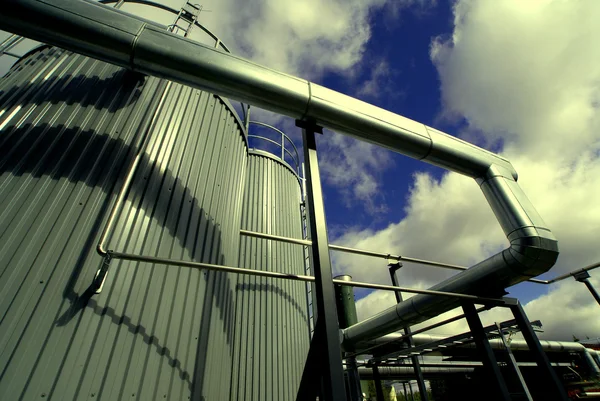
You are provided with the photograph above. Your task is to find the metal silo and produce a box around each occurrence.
[234,125,310,400]
[0,2,314,400]
[0,42,247,400]
[0,3,276,400]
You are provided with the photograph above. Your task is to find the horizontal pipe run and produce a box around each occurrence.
[241,230,471,271]
[411,334,589,353]
[346,306,490,357]
[357,362,574,379]
[341,281,503,304]
[105,251,506,303]
[357,366,475,379]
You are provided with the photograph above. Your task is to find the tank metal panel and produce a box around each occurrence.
[0,47,247,401]
[235,153,310,401]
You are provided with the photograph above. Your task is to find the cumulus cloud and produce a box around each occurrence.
[343,0,600,340]
[430,0,600,159]
[166,0,389,78]
[356,59,397,99]
[319,132,395,215]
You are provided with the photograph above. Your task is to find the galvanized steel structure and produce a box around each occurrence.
[0,0,588,400]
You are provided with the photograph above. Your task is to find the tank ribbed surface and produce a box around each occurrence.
[0,47,247,400]
[234,152,310,401]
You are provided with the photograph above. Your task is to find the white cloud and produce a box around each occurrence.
[319,132,395,215]
[178,0,387,78]
[430,0,600,160]
[343,0,600,341]
[356,59,395,98]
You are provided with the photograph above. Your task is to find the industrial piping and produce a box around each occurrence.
[0,0,559,347]
[364,334,600,377]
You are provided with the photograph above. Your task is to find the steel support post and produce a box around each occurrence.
[461,301,511,401]
[494,322,533,401]
[408,381,415,401]
[389,263,429,401]
[334,275,361,401]
[296,120,346,401]
[372,364,385,401]
[509,301,569,401]
[574,271,600,306]
[297,321,324,401]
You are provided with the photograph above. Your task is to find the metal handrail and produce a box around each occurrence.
[247,120,301,175]
[103,250,506,304]
[238,229,566,285]
[532,261,600,284]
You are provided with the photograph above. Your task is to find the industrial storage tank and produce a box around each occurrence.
[234,129,311,400]
[0,2,309,400]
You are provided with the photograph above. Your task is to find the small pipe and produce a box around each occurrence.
[239,229,557,283]
[98,250,506,303]
[240,229,312,246]
[97,81,173,255]
[581,278,600,306]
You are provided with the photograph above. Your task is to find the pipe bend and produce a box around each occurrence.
[343,167,559,347]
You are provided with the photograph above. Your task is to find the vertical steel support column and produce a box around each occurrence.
[494,322,533,401]
[296,120,346,401]
[334,275,362,401]
[461,301,511,401]
[574,271,600,306]
[408,381,415,401]
[372,364,385,401]
[509,301,569,401]
[389,263,429,401]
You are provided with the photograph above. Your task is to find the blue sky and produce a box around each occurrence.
[1,0,599,340]
[320,2,453,230]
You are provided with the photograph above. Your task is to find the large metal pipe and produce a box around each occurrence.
[357,361,576,380]
[0,0,558,347]
[358,366,475,379]
[368,333,589,353]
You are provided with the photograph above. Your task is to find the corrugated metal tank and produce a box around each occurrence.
[0,46,248,400]
[235,151,310,400]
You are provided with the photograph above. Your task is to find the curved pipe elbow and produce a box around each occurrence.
[343,167,559,348]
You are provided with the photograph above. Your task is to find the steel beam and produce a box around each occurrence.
[494,322,533,401]
[509,301,569,401]
[372,364,385,401]
[461,301,511,401]
[574,271,600,306]
[389,263,429,401]
[296,120,346,401]
[297,321,323,401]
